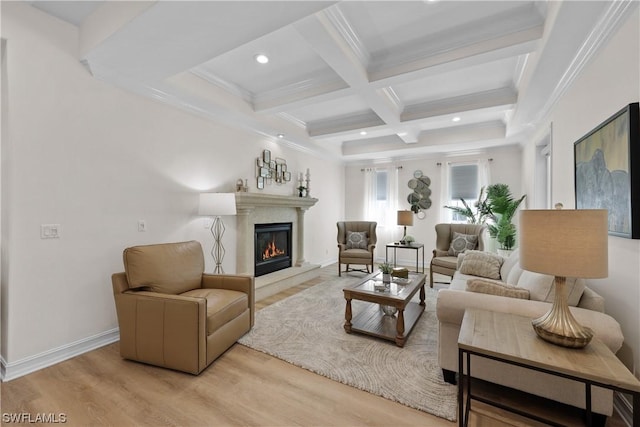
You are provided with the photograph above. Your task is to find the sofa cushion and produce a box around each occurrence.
[346,231,368,249]
[516,271,554,301]
[459,250,503,280]
[182,288,248,335]
[466,279,530,299]
[431,255,458,270]
[499,248,520,280]
[341,248,373,260]
[448,232,478,256]
[123,241,204,294]
[506,264,525,286]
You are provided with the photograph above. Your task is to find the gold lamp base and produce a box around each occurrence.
[531,276,594,349]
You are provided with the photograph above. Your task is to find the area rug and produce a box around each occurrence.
[238,275,457,421]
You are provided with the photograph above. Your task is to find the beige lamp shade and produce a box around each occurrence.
[397,210,414,227]
[519,209,608,279]
[198,193,237,216]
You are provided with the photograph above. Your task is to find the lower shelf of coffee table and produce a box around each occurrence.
[350,301,423,344]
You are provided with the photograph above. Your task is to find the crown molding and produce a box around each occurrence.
[531,0,638,127]
[252,71,348,112]
[322,5,370,68]
[190,68,253,104]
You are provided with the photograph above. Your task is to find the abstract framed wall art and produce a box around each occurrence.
[574,102,639,239]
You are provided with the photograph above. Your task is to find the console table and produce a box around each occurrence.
[458,309,640,427]
[385,242,424,273]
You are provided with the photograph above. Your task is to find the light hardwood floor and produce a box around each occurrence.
[1,264,625,426]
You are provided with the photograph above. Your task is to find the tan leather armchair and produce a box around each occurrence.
[111,240,254,375]
[337,221,377,276]
[430,223,486,287]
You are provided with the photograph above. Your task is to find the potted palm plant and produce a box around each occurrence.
[444,187,492,225]
[444,184,525,255]
[485,184,526,257]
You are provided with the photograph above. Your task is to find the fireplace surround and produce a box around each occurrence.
[234,193,318,276]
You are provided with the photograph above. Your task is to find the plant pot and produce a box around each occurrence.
[382,273,391,283]
[497,249,513,258]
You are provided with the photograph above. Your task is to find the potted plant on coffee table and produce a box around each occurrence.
[378,263,393,283]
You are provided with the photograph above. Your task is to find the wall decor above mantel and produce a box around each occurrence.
[256,149,291,190]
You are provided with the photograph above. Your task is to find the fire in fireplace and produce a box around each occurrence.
[254,222,292,277]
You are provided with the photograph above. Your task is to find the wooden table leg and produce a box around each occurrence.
[395,308,405,347]
[419,284,426,307]
[344,298,352,333]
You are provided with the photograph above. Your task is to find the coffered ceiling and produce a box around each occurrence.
[27,0,635,162]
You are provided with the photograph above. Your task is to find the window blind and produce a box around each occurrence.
[450,164,478,200]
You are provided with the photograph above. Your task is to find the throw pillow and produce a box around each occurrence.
[459,250,503,280]
[517,272,585,306]
[447,232,479,256]
[466,279,530,300]
[346,231,368,249]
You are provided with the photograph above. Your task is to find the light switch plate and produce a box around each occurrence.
[41,224,61,239]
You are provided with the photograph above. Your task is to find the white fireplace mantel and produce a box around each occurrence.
[235,193,318,210]
[234,193,318,275]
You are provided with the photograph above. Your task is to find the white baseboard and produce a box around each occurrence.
[1,328,119,382]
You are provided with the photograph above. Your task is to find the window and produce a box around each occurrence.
[447,162,480,223]
[376,170,388,201]
[363,167,398,228]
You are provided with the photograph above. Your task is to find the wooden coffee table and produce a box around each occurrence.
[343,271,426,347]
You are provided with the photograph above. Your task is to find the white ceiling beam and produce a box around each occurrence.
[401,87,517,122]
[341,121,507,158]
[294,10,416,143]
[368,2,545,82]
[307,111,385,137]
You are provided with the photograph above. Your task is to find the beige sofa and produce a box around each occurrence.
[436,248,624,417]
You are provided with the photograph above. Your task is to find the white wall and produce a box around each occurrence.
[0,3,344,369]
[344,145,522,265]
[522,9,640,374]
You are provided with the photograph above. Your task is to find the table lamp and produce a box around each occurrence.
[199,193,237,274]
[519,209,608,348]
[397,210,413,244]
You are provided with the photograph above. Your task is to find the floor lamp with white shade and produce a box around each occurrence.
[199,193,237,274]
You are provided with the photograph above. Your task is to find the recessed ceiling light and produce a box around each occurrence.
[277,133,284,139]
[255,54,269,64]
[452,117,461,122]
[360,131,367,136]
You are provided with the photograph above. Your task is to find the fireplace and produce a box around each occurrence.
[254,222,292,277]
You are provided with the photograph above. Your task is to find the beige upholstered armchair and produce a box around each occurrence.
[111,240,254,375]
[337,221,377,276]
[430,223,486,287]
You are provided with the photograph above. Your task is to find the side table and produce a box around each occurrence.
[385,242,424,273]
[458,309,640,427]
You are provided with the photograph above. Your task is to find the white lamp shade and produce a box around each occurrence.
[397,210,414,226]
[198,193,237,216]
[519,209,608,278]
